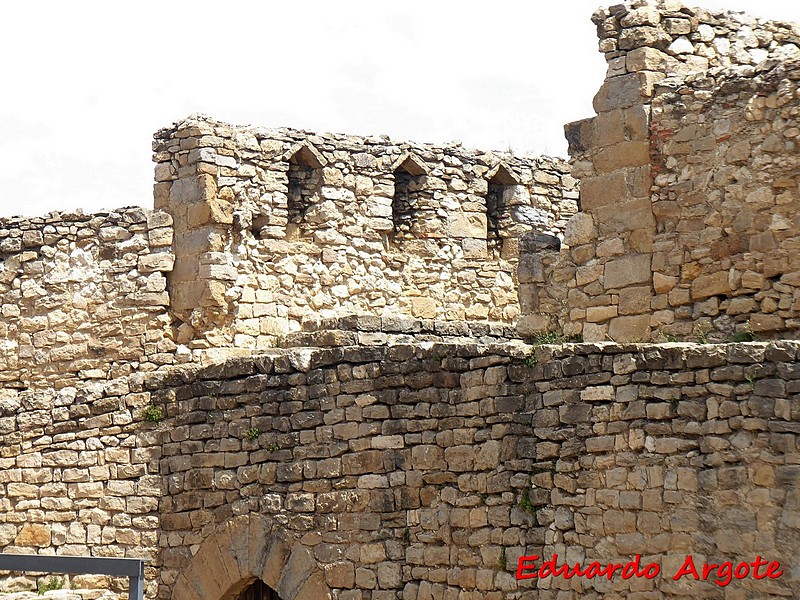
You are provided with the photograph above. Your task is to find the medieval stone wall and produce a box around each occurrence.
[0,117,573,391]
[2,3,800,600]
[0,374,161,596]
[1,341,798,599]
[0,209,176,389]
[647,58,800,341]
[519,0,800,343]
[152,116,577,353]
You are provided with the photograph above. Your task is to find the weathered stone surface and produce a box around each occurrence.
[604,255,651,289]
[608,314,651,341]
[518,0,800,343]
[14,523,51,547]
[563,213,595,247]
[3,337,800,598]
[691,272,731,301]
[2,4,800,600]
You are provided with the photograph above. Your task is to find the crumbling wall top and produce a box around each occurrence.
[591,0,800,99]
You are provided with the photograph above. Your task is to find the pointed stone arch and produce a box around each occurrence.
[171,515,332,600]
[283,141,327,169]
[390,152,428,176]
[486,162,519,186]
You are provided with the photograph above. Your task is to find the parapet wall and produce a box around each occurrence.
[520,0,800,342]
[0,209,176,389]
[0,341,797,598]
[0,120,576,388]
[153,116,577,351]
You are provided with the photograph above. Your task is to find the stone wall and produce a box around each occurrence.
[520,0,800,342]
[152,116,577,352]
[0,375,162,597]
[0,117,577,388]
[0,209,176,389]
[2,340,798,599]
[0,589,118,600]
[647,57,800,341]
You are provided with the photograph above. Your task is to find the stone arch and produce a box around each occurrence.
[171,515,332,600]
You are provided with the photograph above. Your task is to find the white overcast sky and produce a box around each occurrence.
[0,0,798,218]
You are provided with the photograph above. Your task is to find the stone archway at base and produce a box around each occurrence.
[171,515,332,600]
[237,579,281,600]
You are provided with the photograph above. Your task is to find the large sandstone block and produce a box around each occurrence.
[15,523,51,547]
[593,141,650,174]
[169,174,216,206]
[690,271,731,300]
[592,199,655,233]
[447,213,487,238]
[604,255,651,289]
[593,72,664,112]
[579,172,626,210]
[608,314,651,341]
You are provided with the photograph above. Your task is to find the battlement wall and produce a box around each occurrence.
[0,208,176,389]
[520,1,800,342]
[153,116,577,351]
[0,120,576,388]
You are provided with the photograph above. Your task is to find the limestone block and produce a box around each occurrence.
[138,253,175,273]
[447,213,487,238]
[618,286,651,315]
[169,174,216,206]
[593,140,650,173]
[576,264,604,287]
[653,272,677,294]
[579,172,626,210]
[592,199,655,233]
[98,227,130,242]
[147,211,173,229]
[690,271,731,300]
[750,314,783,332]
[409,297,437,319]
[564,117,594,155]
[461,238,487,259]
[516,315,552,337]
[474,440,501,470]
[411,445,445,470]
[198,263,237,281]
[148,227,173,247]
[563,213,596,247]
[15,523,51,547]
[593,73,651,112]
[662,17,691,35]
[618,27,672,52]
[586,305,618,323]
[667,36,694,55]
[603,254,651,289]
[608,314,651,341]
[626,47,681,73]
[571,243,595,265]
[619,7,660,27]
[325,562,355,588]
[727,297,757,315]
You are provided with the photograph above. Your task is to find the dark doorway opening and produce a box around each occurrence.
[237,579,282,600]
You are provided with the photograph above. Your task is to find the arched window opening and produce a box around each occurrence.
[486,163,520,255]
[286,144,324,236]
[391,153,428,240]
